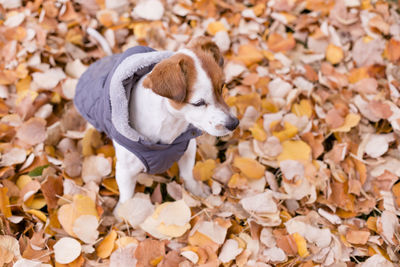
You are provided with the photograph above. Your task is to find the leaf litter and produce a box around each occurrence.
[0,0,399,266]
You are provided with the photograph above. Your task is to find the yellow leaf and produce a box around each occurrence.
[272,122,298,142]
[28,197,47,210]
[82,127,102,157]
[26,209,47,222]
[292,99,313,118]
[233,157,266,179]
[326,44,344,64]
[236,44,264,66]
[16,76,31,94]
[188,231,219,251]
[96,230,117,259]
[292,232,309,257]
[157,223,190,238]
[253,3,265,16]
[193,159,216,181]
[331,113,360,132]
[227,173,248,189]
[0,187,12,218]
[132,22,150,39]
[16,175,32,189]
[277,140,311,162]
[102,178,119,194]
[249,123,267,141]
[206,21,227,35]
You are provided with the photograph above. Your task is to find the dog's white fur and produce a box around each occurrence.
[114,44,236,211]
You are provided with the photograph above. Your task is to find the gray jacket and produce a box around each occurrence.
[74,46,201,174]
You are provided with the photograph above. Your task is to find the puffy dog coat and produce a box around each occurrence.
[74,46,202,174]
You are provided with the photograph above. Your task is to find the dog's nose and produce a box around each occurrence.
[225,116,239,131]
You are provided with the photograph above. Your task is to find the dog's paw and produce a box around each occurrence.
[185,180,211,198]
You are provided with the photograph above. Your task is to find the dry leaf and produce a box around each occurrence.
[218,239,243,263]
[81,155,111,184]
[73,215,99,244]
[116,193,154,227]
[96,230,117,259]
[16,117,47,146]
[135,239,165,267]
[140,200,191,239]
[54,237,82,264]
[193,159,216,181]
[326,44,344,64]
[233,157,266,179]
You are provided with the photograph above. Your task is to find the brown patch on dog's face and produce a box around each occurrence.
[190,44,228,111]
[143,54,197,104]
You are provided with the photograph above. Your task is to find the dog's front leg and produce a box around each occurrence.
[114,142,145,206]
[178,139,210,197]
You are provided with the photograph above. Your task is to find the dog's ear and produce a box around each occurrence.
[190,37,224,67]
[143,56,189,102]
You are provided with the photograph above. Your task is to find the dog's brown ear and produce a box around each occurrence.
[143,56,189,102]
[190,37,224,67]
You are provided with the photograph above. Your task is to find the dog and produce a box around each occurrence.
[74,37,239,210]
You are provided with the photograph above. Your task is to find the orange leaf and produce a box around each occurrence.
[345,229,370,245]
[96,230,117,259]
[235,44,264,66]
[267,33,296,53]
[0,187,12,218]
[386,38,400,63]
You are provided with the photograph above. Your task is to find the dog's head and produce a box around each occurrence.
[143,37,239,136]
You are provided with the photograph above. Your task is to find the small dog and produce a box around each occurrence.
[74,37,238,209]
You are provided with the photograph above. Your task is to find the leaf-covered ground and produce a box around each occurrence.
[0,0,400,266]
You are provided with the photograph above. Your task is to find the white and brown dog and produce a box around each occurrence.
[74,37,239,209]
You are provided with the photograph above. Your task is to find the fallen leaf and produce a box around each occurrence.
[73,215,99,244]
[54,237,82,264]
[326,44,344,64]
[345,229,370,245]
[81,155,111,184]
[331,113,360,132]
[233,157,265,179]
[206,21,227,35]
[193,159,216,181]
[140,200,191,239]
[16,117,47,146]
[292,232,309,257]
[0,187,12,218]
[218,239,243,263]
[277,140,311,162]
[267,33,296,53]
[116,193,154,227]
[96,230,117,259]
[135,239,165,267]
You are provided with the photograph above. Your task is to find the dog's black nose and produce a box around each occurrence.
[225,116,239,131]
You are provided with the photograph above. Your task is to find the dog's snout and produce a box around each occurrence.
[225,116,239,131]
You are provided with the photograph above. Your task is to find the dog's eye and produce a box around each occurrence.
[191,100,206,107]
